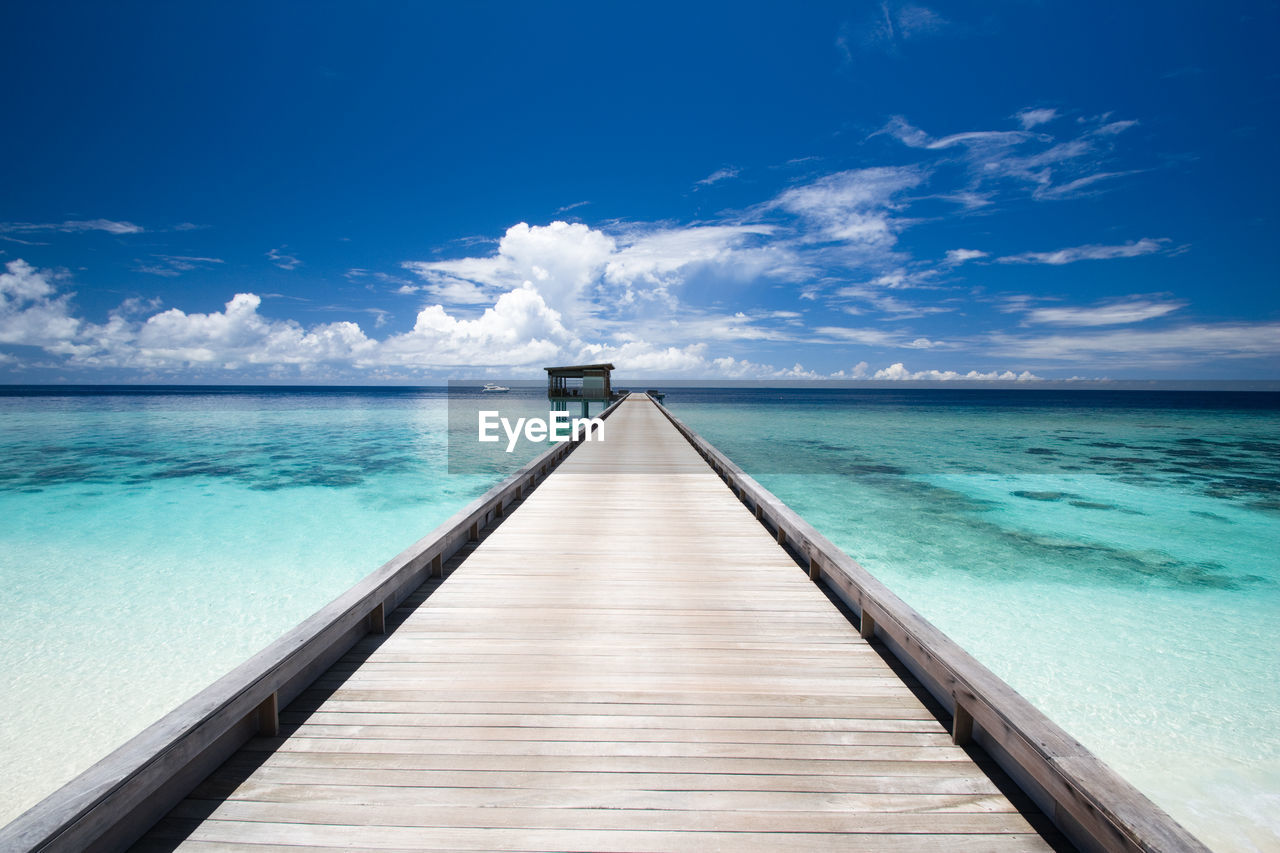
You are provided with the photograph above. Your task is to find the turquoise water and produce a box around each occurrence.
[667,388,1280,853]
[0,387,549,826]
[2,387,1277,851]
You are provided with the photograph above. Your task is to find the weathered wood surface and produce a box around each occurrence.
[134,396,1064,852]
[0,398,624,853]
[652,398,1210,853]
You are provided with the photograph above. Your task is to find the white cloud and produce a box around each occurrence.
[987,323,1280,366]
[378,286,569,367]
[1023,297,1185,326]
[855,3,949,51]
[831,285,954,319]
[883,113,1141,202]
[0,219,144,235]
[872,361,1041,381]
[135,255,225,277]
[772,166,924,245]
[1015,108,1059,130]
[998,238,1167,265]
[267,246,302,270]
[406,220,785,322]
[883,116,1036,151]
[404,221,616,321]
[815,325,948,347]
[695,166,740,187]
[944,248,988,265]
[0,260,81,349]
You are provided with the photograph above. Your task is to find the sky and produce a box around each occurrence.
[1,1,1277,383]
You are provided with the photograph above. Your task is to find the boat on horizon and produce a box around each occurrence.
[481,383,510,393]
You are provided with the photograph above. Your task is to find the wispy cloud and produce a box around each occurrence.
[134,255,225,277]
[0,219,144,235]
[1014,107,1059,130]
[344,268,414,288]
[1022,297,1186,326]
[267,246,302,270]
[944,248,988,265]
[998,238,1167,265]
[695,166,740,188]
[554,200,590,214]
[987,323,1280,366]
[880,112,1143,203]
[770,166,924,246]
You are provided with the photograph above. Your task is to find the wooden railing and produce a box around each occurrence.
[0,395,626,853]
[649,394,1208,853]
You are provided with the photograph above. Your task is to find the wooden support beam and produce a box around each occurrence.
[255,692,278,738]
[369,601,385,635]
[860,609,876,640]
[429,553,442,578]
[953,702,975,747]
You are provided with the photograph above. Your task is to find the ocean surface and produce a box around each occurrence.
[666,387,1280,853]
[1,386,1277,851]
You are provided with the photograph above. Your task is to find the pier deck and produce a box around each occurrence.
[136,396,1063,851]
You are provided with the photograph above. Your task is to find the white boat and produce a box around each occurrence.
[481,383,510,393]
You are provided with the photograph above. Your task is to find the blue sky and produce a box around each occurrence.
[1,1,1276,382]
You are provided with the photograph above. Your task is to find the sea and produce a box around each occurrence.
[0,385,1277,851]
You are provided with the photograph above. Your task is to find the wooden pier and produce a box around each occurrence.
[0,395,1207,852]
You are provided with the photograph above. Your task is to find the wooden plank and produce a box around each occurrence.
[130,396,1065,852]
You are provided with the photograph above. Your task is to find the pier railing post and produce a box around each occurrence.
[952,702,974,746]
[256,692,279,737]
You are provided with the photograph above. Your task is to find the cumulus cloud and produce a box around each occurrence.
[998,238,1167,265]
[872,362,1041,381]
[378,286,568,367]
[404,221,615,321]
[0,260,81,349]
[405,220,783,322]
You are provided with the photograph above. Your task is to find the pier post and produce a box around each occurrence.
[952,702,974,746]
[370,601,386,634]
[256,692,279,737]
[860,610,876,640]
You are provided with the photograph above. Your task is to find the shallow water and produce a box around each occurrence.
[667,388,1280,852]
[2,386,1277,850]
[0,386,547,826]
